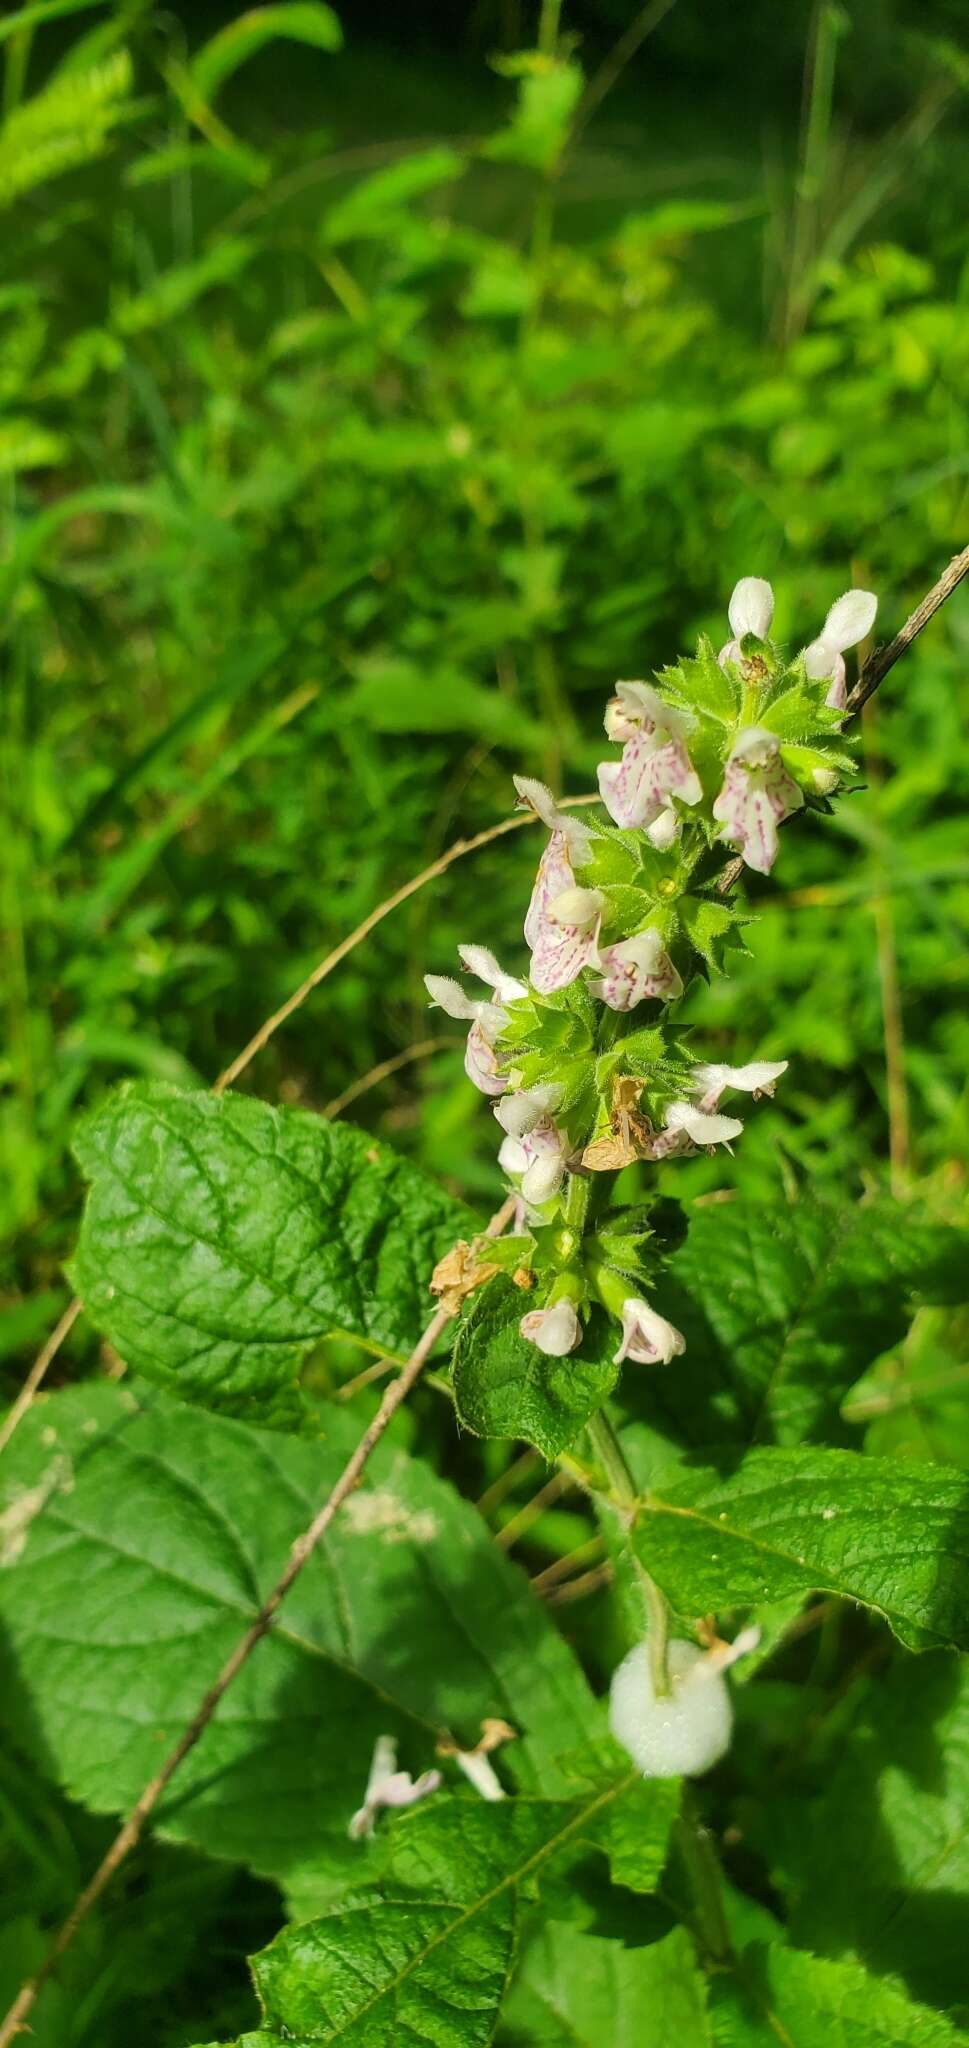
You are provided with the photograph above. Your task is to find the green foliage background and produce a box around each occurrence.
[0,0,968,2040]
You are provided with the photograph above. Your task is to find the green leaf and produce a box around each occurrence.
[194,1780,667,2048]
[710,1943,964,2046]
[601,1773,682,1895]
[323,147,465,244]
[661,1197,969,1448]
[637,1445,969,1650]
[189,5,342,104]
[484,55,583,174]
[0,1382,604,1887]
[453,1279,619,1458]
[767,1654,969,2016]
[70,1084,474,1424]
[500,1923,710,2047]
[115,241,254,336]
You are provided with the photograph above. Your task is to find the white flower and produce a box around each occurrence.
[424,950,527,1097]
[494,1083,563,1139]
[610,1632,758,1780]
[613,1297,686,1366]
[457,944,530,1006]
[602,680,694,746]
[718,576,775,668]
[519,1299,582,1356]
[712,725,804,876]
[348,1734,441,1839]
[590,927,682,1012]
[664,1100,744,1147]
[498,1117,569,1204]
[513,775,594,862]
[514,777,603,994]
[691,1059,787,1110]
[803,589,878,710]
[597,686,702,835]
[530,882,605,996]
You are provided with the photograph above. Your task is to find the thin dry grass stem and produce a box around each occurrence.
[333,1354,398,1403]
[530,1532,606,1593]
[494,1467,576,1551]
[0,1299,82,1457]
[323,1036,456,1119]
[214,794,601,1093]
[542,1560,615,1606]
[475,1446,542,1519]
[0,1194,517,2048]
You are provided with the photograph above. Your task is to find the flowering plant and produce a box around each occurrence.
[427,579,869,1444]
[2,558,968,2048]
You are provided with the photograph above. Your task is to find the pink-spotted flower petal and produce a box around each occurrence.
[424,953,525,1099]
[519,1299,582,1356]
[529,884,604,995]
[613,1297,686,1367]
[712,726,804,876]
[591,927,682,1012]
[597,720,702,833]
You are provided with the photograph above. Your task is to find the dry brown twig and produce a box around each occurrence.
[0,1195,517,2048]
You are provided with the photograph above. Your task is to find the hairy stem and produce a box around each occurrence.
[674,1785,733,1966]
[585,1407,672,1698]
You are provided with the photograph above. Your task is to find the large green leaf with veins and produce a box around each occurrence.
[648,1197,969,1450]
[0,1382,602,1887]
[637,1445,969,1651]
[70,1083,475,1425]
[193,1782,676,2048]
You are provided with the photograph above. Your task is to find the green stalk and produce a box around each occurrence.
[674,1785,733,1966]
[585,1407,672,1698]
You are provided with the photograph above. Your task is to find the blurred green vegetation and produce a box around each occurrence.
[0,1,967,2039]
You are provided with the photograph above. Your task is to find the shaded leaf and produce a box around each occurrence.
[499,1923,710,2047]
[0,1382,603,1887]
[711,1943,964,2046]
[661,1198,969,1448]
